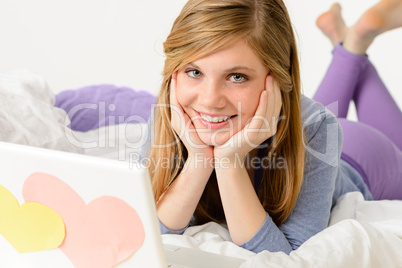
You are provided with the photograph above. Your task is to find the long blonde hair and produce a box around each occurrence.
[148,0,305,225]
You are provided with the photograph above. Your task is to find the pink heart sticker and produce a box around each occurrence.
[23,172,145,268]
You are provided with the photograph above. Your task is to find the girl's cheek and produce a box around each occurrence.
[176,83,197,107]
[236,89,261,120]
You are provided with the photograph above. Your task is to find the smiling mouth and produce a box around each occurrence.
[200,113,230,123]
[196,111,237,124]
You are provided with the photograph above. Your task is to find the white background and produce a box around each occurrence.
[0,0,401,120]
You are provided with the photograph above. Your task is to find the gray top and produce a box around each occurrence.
[144,95,373,254]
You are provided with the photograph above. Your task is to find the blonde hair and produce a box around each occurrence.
[148,0,305,225]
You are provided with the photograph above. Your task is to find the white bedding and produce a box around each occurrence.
[160,192,402,267]
[0,70,83,154]
[1,70,402,267]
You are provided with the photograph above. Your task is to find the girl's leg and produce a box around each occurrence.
[354,61,402,150]
[313,44,402,149]
[315,1,402,149]
[315,2,402,200]
[342,0,402,149]
[312,43,368,119]
[314,47,402,199]
[314,4,353,118]
[339,118,402,200]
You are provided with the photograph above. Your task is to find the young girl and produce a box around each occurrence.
[145,0,402,254]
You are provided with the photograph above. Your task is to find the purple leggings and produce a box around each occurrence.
[313,44,402,200]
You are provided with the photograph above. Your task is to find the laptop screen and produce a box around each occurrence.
[0,141,166,268]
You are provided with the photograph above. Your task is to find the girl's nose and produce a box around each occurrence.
[198,80,226,109]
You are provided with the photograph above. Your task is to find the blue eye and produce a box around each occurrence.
[229,74,247,83]
[186,69,202,78]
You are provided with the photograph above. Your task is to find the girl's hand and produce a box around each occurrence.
[214,75,282,163]
[169,73,214,160]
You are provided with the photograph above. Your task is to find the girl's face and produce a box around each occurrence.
[175,39,269,146]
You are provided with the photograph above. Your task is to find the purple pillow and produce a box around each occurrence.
[55,84,156,132]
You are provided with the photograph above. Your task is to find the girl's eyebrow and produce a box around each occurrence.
[186,62,256,73]
[186,62,201,69]
[225,66,256,73]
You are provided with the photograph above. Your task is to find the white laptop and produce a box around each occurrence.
[0,141,244,268]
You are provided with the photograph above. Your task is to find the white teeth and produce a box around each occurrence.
[200,113,230,123]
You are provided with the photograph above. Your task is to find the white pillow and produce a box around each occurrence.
[0,70,83,153]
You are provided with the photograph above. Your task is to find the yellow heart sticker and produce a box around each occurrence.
[0,185,65,253]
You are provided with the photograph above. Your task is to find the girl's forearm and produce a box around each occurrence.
[156,154,213,231]
[215,162,267,245]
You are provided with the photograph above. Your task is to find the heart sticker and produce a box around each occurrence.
[0,184,65,253]
[23,172,145,268]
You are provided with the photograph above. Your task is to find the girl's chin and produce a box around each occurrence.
[199,133,231,147]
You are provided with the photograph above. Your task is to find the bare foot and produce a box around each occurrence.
[344,0,402,54]
[316,3,348,46]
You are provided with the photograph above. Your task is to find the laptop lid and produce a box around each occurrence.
[0,141,167,268]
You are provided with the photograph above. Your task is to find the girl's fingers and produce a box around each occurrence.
[169,74,186,137]
[272,77,282,119]
[169,73,179,109]
[246,75,281,144]
[248,75,273,131]
[265,76,282,136]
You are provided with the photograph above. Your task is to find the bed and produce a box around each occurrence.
[1,70,402,267]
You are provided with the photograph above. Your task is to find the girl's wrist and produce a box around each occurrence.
[213,153,247,170]
[214,149,247,164]
[183,153,215,174]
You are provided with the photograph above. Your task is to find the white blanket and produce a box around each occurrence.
[162,192,402,267]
